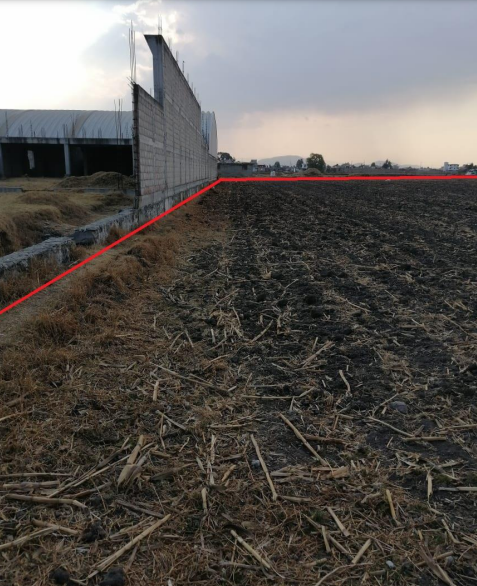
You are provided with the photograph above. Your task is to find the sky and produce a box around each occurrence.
[1,0,477,166]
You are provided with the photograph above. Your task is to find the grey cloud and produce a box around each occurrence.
[91,0,477,124]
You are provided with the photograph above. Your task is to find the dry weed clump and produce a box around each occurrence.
[0,215,21,255]
[91,191,132,213]
[127,233,179,266]
[105,225,129,245]
[57,171,136,190]
[0,258,60,304]
[18,193,89,222]
[29,311,80,346]
[76,256,144,303]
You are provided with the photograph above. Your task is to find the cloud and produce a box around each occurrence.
[0,1,113,108]
[224,88,477,167]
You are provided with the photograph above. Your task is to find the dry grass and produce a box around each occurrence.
[0,257,60,305]
[0,188,132,256]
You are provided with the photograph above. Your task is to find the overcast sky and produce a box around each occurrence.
[1,0,476,166]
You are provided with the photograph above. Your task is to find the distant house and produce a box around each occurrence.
[443,162,459,172]
[218,162,254,177]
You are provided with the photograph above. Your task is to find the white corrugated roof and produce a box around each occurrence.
[0,109,133,140]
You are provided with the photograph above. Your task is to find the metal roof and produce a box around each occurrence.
[0,109,133,140]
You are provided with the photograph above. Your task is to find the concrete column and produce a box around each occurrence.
[0,144,5,178]
[145,35,165,106]
[63,142,71,176]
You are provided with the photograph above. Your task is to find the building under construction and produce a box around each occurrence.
[0,110,133,178]
[0,33,218,212]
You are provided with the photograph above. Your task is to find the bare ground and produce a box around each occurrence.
[0,180,476,586]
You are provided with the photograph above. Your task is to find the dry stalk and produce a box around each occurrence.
[90,515,171,576]
[230,530,271,570]
[278,413,330,467]
[250,434,278,501]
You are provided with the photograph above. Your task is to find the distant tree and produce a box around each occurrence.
[382,159,393,169]
[218,152,235,162]
[371,162,376,168]
[274,161,281,169]
[307,153,326,173]
[296,158,304,169]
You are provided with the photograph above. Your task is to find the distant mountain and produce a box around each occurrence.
[257,155,305,166]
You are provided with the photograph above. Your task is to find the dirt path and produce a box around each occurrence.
[0,181,476,585]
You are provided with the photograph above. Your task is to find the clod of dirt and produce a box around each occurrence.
[390,401,408,414]
[99,567,125,586]
[81,521,107,542]
[304,294,317,305]
[256,292,267,302]
[50,567,71,585]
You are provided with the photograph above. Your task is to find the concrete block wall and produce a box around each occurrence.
[134,37,217,209]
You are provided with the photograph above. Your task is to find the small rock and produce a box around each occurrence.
[50,567,70,585]
[81,521,107,543]
[390,401,408,414]
[445,556,455,567]
[385,560,395,570]
[251,459,261,469]
[99,567,125,586]
[304,294,317,305]
[256,292,267,302]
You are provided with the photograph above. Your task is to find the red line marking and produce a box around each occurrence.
[0,174,476,317]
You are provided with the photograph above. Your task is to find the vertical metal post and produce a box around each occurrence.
[63,142,71,176]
